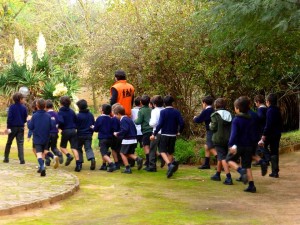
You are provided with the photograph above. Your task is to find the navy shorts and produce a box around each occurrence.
[99,139,112,156]
[60,129,77,149]
[35,143,49,153]
[158,135,176,154]
[120,144,137,155]
[226,146,252,168]
[142,132,152,146]
[137,135,143,148]
[111,136,121,152]
[206,130,214,149]
[215,145,228,161]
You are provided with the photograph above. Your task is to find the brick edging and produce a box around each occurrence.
[0,174,80,216]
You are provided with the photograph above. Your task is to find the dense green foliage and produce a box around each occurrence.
[0,0,299,131]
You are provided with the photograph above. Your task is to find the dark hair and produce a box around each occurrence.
[214,98,226,109]
[12,92,24,103]
[141,95,150,106]
[266,93,277,106]
[76,99,88,110]
[113,104,125,115]
[45,99,53,109]
[152,95,164,107]
[202,96,214,106]
[31,100,38,111]
[134,96,141,106]
[234,96,250,113]
[115,70,126,80]
[164,95,174,106]
[36,98,46,110]
[101,104,111,115]
[254,94,265,104]
[60,96,71,107]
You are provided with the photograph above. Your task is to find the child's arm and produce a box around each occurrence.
[193,110,208,124]
[209,115,218,132]
[134,109,143,125]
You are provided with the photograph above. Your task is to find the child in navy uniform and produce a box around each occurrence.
[227,97,257,193]
[193,96,217,169]
[260,94,282,178]
[110,103,122,170]
[113,104,143,174]
[27,99,59,176]
[150,95,184,178]
[209,98,233,185]
[58,96,80,171]
[94,104,116,172]
[76,99,96,171]
[45,100,64,165]
[4,92,28,164]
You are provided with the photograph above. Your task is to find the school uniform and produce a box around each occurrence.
[116,116,137,155]
[58,106,77,149]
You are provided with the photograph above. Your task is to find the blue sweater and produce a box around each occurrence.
[112,116,120,132]
[263,106,282,137]
[76,109,95,136]
[154,107,184,136]
[7,103,28,128]
[58,106,77,130]
[193,107,214,131]
[257,107,267,134]
[248,109,260,143]
[94,115,113,139]
[228,113,256,147]
[117,116,137,140]
[47,110,59,134]
[27,110,52,145]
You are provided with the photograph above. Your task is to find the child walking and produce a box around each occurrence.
[94,104,116,172]
[57,96,80,171]
[76,99,96,171]
[27,99,59,176]
[150,95,184,178]
[209,98,233,185]
[134,95,152,169]
[113,104,143,174]
[193,96,217,169]
[4,92,28,164]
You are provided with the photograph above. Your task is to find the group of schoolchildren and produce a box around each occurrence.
[193,94,282,193]
[3,91,282,193]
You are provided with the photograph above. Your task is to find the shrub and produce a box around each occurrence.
[174,138,196,164]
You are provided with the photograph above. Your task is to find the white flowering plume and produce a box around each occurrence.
[26,50,33,70]
[72,93,79,113]
[13,38,25,66]
[53,83,68,97]
[36,32,46,60]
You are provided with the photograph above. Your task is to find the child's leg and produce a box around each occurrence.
[16,127,25,163]
[160,152,171,165]
[121,153,129,166]
[83,137,95,170]
[4,128,17,161]
[211,160,222,181]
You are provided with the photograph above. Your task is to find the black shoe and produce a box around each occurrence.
[223,177,233,185]
[239,168,248,184]
[136,158,143,170]
[167,164,175,178]
[40,169,46,177]
[244,185,256,193]
[58,154,64,164]
[90,159,96,170]
[107,163,116,172]
[74,165,81,172]
[99,165,107,170]
[65,155,74,166]
[172,160,179,173]
[37,167,42,173]
[146,168,157,172]
[211,174,221,181]
[3,158,9,163]
[20,160,25,164]
[261,161,268,176]
[122,168,132,174]
[269,172,279,178]
[198,164,210,169]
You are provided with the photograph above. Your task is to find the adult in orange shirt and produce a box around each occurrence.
[110,70,135,117]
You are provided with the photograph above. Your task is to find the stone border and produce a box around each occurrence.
[0,167,80,216]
